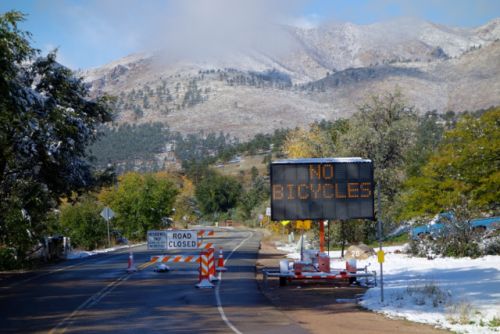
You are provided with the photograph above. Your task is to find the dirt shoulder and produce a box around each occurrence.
[255,235,451,334]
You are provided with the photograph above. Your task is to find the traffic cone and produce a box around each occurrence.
[126,251,137,273]
[216,247,227,272]
[196,249,214,289]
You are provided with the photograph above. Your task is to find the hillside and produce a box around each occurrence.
[82,18,500,139]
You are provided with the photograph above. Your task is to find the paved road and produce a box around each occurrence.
[0,229,308,334]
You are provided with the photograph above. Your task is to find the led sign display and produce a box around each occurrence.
[270,158,374,220]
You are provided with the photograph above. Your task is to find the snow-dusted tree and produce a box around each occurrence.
[337,90,418,226]
[0,12,112,260]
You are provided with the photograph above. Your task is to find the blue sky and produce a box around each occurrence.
[1,0,499,70]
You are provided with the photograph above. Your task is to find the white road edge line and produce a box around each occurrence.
[215,231,254,334]
[4,243,145,290]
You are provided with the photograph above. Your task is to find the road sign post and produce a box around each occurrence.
[319,220,325,252]
[377,182,384,303]
[100,207,115,248]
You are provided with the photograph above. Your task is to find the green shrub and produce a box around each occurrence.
[489,317,500,327]
[483,237,500,255]
[406,238,435,257]
[0,247,18,270]
[442,239,481,258]
[59,197,106,250]
[407,280,450,307]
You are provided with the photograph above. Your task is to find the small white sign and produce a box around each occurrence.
[265,207,271,216]
[147,230,168,250]
[100,207,115,221]
[167,230,198,250]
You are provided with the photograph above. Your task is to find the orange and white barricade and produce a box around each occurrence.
[196,249,214,288]
[150,254,201,263]
[207,248,219,281]
[197,241,214,249]
[197,230,215,238]
[150,254,201,272]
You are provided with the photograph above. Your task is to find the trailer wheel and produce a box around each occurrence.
[279,277,287,286]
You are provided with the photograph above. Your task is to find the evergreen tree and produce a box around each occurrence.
[0,12,112,259]
[133,105,143,118]
[195,172,241,215]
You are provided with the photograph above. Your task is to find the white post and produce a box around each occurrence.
[377,182,384,303]
[107,217,111,248]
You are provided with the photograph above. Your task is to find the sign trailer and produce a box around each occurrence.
[267,158,379,292]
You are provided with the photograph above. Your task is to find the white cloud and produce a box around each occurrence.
[291,14,321,29]
[52,0,307,63]
[148,0,306,60]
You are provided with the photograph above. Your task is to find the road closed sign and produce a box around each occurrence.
[167,230,198,250]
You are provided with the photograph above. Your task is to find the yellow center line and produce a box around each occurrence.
[138,261,155,270]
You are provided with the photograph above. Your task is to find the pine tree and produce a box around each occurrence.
[0,12,112,261]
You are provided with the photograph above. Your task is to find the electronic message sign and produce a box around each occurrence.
[270,158,374,221]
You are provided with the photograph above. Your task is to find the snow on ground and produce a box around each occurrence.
[277,241,500,334]
[67,243,145,259]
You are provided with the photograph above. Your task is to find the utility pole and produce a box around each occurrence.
[327,220,330,255]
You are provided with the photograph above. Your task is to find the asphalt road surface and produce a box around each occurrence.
[0,229,308,334]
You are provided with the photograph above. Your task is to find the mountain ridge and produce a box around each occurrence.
[81,17,500,139]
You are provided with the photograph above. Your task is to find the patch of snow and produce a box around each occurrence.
[278,242,500,334]
[67,243,145,259]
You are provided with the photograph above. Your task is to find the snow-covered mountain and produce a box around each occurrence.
[82,18,500,139]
